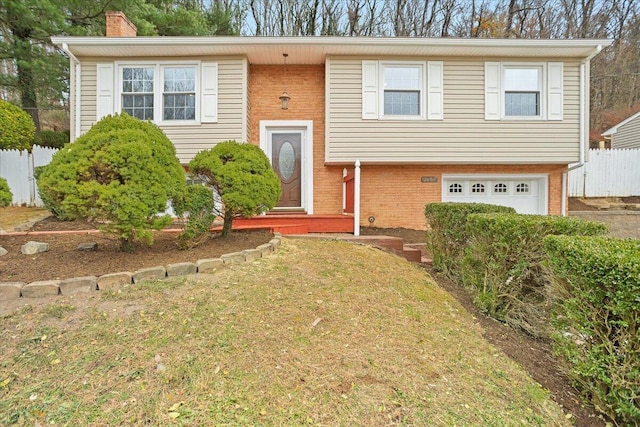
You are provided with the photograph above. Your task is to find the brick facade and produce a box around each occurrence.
[248,64,343,216]
[248,65,567,230]
[105,11,137,37]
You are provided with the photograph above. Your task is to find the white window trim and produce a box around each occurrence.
[259,120,314,214]
[501,62,545,120]
[379,61,427,120]
[114,60,202,126]
[362,59,443,121]
[486,61,563,121]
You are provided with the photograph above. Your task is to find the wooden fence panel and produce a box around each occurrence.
[569,149,640,197]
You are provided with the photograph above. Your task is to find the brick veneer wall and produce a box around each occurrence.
[248,64,342,215]
[247,65,567,230]
[105,11,137,37]
[357,164,566,230]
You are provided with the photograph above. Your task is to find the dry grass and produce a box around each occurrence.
[0,206,50,231]
[0,238,569,426]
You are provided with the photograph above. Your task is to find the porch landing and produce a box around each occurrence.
[232,214,354,235]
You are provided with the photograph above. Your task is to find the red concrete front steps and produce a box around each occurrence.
[229,214,429,264]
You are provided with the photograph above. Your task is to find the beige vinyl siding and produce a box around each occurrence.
[326,56,582,164]
[78,57,246,164]
[612,115,640,149]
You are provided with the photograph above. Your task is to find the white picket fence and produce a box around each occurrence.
[0,146,59,206]
[569,148,640,197]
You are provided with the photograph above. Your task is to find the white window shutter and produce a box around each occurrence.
[427,61,444,120]
[484,62,501,120]
[201,62,218,123]
[547,62,563,121]
[362,60,378,119]
[96,63,114,120]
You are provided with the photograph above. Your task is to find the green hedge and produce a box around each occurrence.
[544,236,640,425]
[34,130,69,149]
[461,213,608,336]
[0,177,12,207]
[424,202,516,280]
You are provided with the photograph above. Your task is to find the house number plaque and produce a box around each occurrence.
[421,176,438,183]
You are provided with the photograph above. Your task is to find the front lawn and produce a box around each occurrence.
[0,238,568,426]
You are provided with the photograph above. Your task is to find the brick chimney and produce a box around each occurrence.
[105,11,137,37]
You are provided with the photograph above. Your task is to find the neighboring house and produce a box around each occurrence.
[51,12,611,230]
[602,110,640,149]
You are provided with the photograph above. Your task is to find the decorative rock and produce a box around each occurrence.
[21,241,49,255]
[256,243,273,256]
[0,282,24,300]
[0,246,8,257]
[269,238,281,249]
[21,280,60,298]
[97,272,133,291]
[59,276,97,295]
[221,252,245,264]
[242,248,261,262]
[166,262,197,277]
[77,242,97,252]
[132,266,166,283]
[196,258,223,274]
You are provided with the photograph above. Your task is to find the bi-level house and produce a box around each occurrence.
[51,12,611,231]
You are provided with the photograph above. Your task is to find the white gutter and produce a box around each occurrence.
[61,43,81,140]
[563,44,603,214]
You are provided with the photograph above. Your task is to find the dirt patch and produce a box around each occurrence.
[360,226,425,243]
[0,216,273,283]
[568,197,599,211]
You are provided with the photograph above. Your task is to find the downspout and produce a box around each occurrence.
[61,43,81,141]
[562,45,602,215]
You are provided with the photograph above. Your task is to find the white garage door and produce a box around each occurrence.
[442,174,548,215]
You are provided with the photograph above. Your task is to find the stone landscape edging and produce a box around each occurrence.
[0,233,282,301]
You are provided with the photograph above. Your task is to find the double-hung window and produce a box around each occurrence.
[485,61,563,121]
[383,65,422,116]
[96,61,217,124]
[162,67,196,121]
[119,64,198,123]
[362,60,442,120]
[122,67,155,120]
[503,66,541,117]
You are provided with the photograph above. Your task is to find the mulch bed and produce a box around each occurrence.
[0,217,273,283]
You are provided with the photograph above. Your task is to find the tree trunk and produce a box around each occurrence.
[222,210,234,237]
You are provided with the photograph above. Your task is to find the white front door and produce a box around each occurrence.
[260,121,314,213]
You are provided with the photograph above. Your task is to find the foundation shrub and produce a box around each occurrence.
[0,177,12,207]
[461,213,608,336]
[424,202,516,280]
[189,140,281,237]
[173,184,217,249]
[544,235,640,425]
[36,114,185,252]
[0,99,35,151]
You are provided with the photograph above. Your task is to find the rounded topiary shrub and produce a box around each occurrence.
[36,113,186,252]
[0,99,36,151]
[0,177,12,207]
[189,140,281,236]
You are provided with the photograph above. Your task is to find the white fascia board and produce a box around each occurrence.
[602,110,640,136]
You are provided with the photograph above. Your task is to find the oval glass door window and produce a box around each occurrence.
[278,141,295,181]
